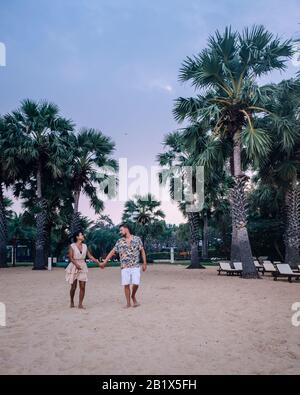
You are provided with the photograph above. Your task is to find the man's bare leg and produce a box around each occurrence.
[124,285,131,308]
[131,284,140,307]
[78,281,86,309]
[70,280,77,308]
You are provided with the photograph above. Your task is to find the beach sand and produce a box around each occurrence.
[0,265,299,375]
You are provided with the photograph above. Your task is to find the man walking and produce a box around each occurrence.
[100,223,147,308]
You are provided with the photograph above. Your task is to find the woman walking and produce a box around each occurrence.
[65,230,100,309]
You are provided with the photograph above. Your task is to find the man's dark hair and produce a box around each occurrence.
[119,223,132,233]
[72,230,83,243]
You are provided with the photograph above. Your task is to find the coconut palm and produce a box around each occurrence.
[174,25,293,277]
[69,128,117,235]
[4,99,74,269]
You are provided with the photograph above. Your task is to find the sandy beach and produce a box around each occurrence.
[0,265,299,375]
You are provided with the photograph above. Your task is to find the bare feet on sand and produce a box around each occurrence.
[78,305,86,309]
[70,302,75,308]
[132,297,140,307]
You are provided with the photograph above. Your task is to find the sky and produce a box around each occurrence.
[1,0,300,225]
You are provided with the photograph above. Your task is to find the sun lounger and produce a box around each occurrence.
[262,262,277,276]
[273,264,300,283]
[217,261,242,276]
[233,262,243,271]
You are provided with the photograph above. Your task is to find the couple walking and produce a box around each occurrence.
[65,223,147,309]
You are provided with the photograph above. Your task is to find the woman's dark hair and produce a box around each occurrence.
[72,230,83,243]
[118,223,132,233]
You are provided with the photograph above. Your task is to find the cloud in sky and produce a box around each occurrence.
[147,80,173,93]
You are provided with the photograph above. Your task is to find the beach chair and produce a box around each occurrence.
[273,264,300,283]
[262,262,277,276]
[254,260,264,273]
[233,262,243,271]
[217,261,242,276]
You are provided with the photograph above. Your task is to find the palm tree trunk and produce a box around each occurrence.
[202,212,209,259]
[34,163,47,270]
[0,182,8,268]
[230,223,240,263]
[186,212,205,269]
[70,189,81,235]
[230,132,257,278]
[284,176,300,269]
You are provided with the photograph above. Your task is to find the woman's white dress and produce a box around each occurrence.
[65,243,88,284]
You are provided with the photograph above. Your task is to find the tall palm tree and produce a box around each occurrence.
[255,79,300,268]
[69,128,117,235]
[174,25,293,277]
[4,99,74,269]
[158,130,204,268]
[122,193,165,245]
[159,125,231,267]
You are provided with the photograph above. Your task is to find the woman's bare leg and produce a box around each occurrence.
[78,281,86,309]
[70,280,77,308]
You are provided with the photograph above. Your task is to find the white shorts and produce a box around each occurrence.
[121,267,141,286]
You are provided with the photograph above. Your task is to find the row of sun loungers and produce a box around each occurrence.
[218,260,300,283]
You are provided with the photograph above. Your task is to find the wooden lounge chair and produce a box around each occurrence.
[254,260,264,273]
[262,262,277,276]
[273,264,300,283]
[217,261,242,276]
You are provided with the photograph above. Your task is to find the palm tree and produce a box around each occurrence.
[158,130,204,268]
[69,128,117,235]
[122,193,165,245]
[255,79,300,268]
[4,99,74,269]
[174,25,293,278]
[158,119,231,268]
